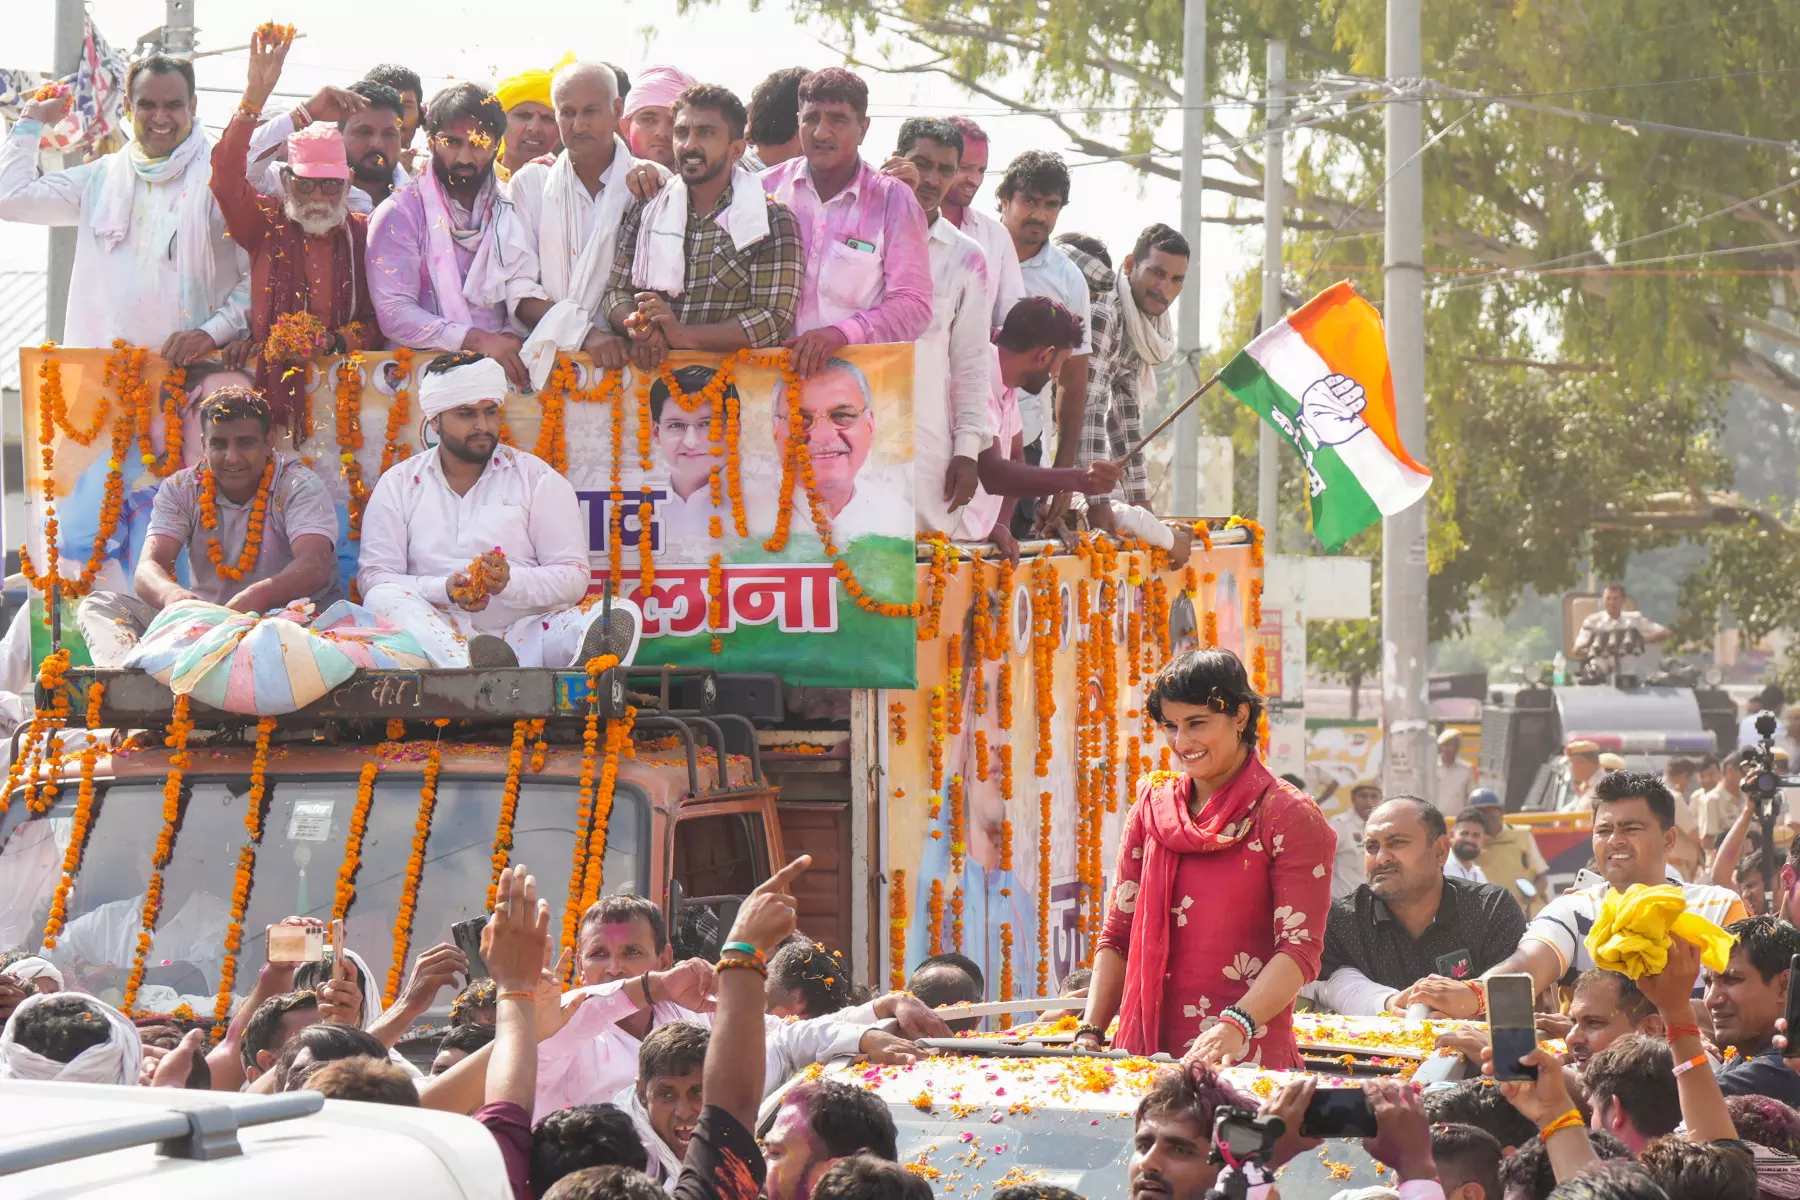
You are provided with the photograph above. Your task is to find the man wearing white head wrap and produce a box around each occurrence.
[0,991,142,1085]
[357,352,641,668]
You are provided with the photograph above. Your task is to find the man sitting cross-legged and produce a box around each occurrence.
[357,351,640,668]
[76,387,340,666]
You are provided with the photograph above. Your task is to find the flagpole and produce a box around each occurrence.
[1113,371,1223,467]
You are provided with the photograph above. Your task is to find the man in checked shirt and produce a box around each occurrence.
[603,84,803,368]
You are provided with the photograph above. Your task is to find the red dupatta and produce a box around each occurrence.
[1114,752,1276,1053]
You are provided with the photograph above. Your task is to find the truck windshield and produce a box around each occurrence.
[0,771,648,1013]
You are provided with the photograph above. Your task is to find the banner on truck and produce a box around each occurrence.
[883,538,1262,999]
[17,345,918,688]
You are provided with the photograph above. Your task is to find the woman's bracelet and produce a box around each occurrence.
[1219,1005,1256,1042]
[1539,1110,1585,1140]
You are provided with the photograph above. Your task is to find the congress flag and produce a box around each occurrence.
[1220,282,1431,551]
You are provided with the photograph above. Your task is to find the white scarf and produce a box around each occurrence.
[2,957,64,989]
[419,357,510,418]
[416,165,532,331]
[518,138,639,390]
[630,166,770,297]
[92,123,217,333]
[1115,265,1175,393]
[0,992,142,1085]
[614,1081,684,1191]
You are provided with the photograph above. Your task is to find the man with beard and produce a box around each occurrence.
[622,65,698,171]
[495,61,565,182]
[887,117,992,537]
[956,297,1124,557]
[1061,222,1185,517]
[213,27,382,418]
[0,54,248,361]
[75,388,338,666]
[358,352,638,669]
[761,68,932,377]
[368,83,538,389]
[942,117,1026,327]
[365,63,426,173]
[603,84,802,371]
[1313,797,1526,1014]
[1447,809,1490,882]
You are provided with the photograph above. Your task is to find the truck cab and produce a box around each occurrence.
[0,663,781,1022]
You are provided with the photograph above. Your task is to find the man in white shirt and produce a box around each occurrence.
[887,117,993,535]
[357,352,639,669]
[1436,729,1475,818]
[1329,780,1383,901]
[511,61,666,387]
[996,151,1090,532]
[0,55,248,359]
[1572,582,1669,660]
[1398,770,1749,1017]
[1740,684,1787,750]
[534,893,926,1115]
[942,117,1027,327]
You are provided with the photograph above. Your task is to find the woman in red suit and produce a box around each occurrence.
[1074,649,1335,1068]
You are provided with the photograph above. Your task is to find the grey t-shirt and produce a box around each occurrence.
[147,454,342,608]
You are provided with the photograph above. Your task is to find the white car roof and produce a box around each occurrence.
[0,1081,511,1200]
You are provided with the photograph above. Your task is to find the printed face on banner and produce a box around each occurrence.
[17,346,919,688]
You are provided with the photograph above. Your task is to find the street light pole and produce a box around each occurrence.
[1171,0,1206,515]
[1256,40,1285,542]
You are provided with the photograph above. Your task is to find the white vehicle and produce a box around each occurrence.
[0,1081,510,1199]
[764,1044,1391,1199]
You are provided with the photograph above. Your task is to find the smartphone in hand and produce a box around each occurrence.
[267,924,325,963]
[1299,1087,1380,1139]
[452,916,491,981]
[1487,972,1539,1082]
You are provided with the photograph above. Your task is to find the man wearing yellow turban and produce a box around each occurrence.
[495,56,572,180]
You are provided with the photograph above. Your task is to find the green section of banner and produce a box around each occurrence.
[1219,352,1383,551]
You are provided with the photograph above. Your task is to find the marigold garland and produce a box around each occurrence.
[888,869,908,990]
[199,456,274,581]
[1226,515,1265,567]
[126,342,183,478]
[1037,790,1053,995]
[487,718,532,908]
[122,694,193,1015]
[386,718,449,1005]
[212,716,277,1034]
[927,877,945,955]
[381,348,415,474]
[917,534,954,641]
[578,703,637,915]
[534,355,574,472]
[948,774,966,875]
[607,376,626,591]
[386,718,405,742]
[39,680,99,949]
[650,354,750,536]
[333,761,379,921]
[266,310,328,363]
[951,885,964,952]
[889,700,907,745]
[974,729,989,782]
[2,651,69,815]
[332,353,372,540]
[945,634,964,736]
[999,922,1015,1009]
[449,547,505,608]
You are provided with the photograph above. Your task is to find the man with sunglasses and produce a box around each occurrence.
[213,26,381,418]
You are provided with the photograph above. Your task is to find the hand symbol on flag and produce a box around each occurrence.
[1297,374,1368,448]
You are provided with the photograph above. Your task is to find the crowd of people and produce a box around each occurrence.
[0,25,1197,652]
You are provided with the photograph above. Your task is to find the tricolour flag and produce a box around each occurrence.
[1220,282,1431,551]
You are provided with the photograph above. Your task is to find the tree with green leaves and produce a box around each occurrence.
[721,0,1800,646]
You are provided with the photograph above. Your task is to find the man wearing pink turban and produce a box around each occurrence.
[621,64,696,170]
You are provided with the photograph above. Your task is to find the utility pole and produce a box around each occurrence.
[163,1,197,56]
[43,0,85,342]
[1381,0,1433,803]
[1171,0,1206,515]
[1256,41,1285,542]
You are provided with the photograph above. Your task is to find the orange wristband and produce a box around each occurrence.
[1539,1110,1584,1140]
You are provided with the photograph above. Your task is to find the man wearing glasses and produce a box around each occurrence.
[770,358,908,538]
[212,26,382,417]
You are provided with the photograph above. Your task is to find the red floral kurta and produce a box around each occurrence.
[1097,765,1334,1067]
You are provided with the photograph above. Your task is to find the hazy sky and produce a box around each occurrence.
[4,0,1258,348]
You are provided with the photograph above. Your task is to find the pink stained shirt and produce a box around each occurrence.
[759,156,933,344]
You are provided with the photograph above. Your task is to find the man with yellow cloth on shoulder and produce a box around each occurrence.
[1396,770,1747,1017]
[495,57,571,182]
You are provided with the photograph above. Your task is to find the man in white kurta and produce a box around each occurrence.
[0,63,249,354]
[357,354,640,668]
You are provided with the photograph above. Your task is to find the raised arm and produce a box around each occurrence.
[482,864,551,1114]
[0,93,89,225]
[708,855,811,1129]
[1636,934,1737,1143]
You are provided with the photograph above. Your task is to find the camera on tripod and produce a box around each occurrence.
[1204,1108,1285,1200]
[1739,712,1797,915]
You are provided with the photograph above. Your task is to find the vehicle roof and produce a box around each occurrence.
[0,1081,510,1199]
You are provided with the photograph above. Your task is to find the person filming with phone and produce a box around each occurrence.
[1397,772,1747,1019]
